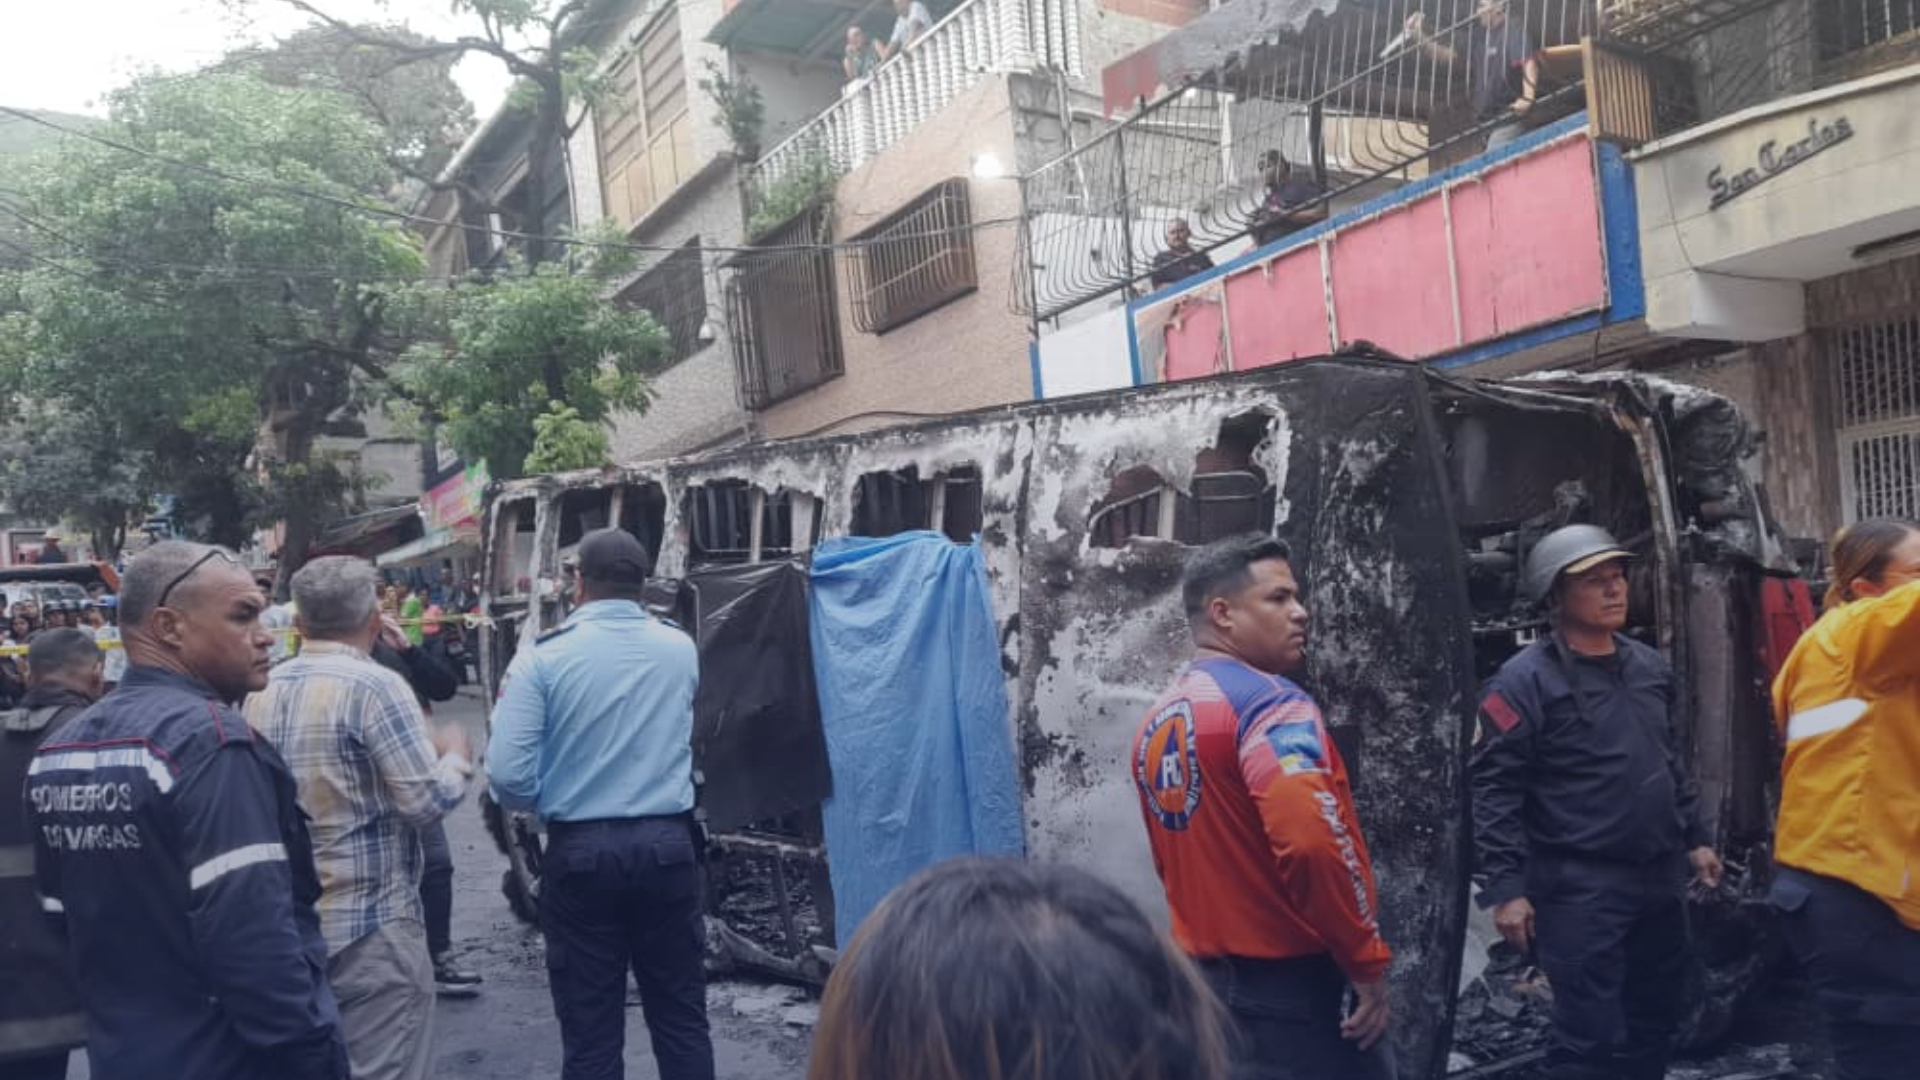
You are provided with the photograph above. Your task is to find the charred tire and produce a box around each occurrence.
[481,792,542,926]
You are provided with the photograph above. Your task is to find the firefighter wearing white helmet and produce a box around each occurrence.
[1471,524,1724,1080]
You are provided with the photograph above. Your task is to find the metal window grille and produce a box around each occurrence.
[725,211,845,410]
[615,239,707,364]
[848,180,978,334]
[1816,0,1920,64]
[1014,0,1820,321]
[1835,319,1920,523]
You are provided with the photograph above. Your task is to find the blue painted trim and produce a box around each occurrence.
[1125,307,1145,387]
[1028,339,1045,399]
[1428,312,1604,371]
[1124,113,1594,315]
[1594,140,1645,321]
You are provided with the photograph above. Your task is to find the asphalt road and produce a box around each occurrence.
[63,688,813,1080]
[428,688,814,1080]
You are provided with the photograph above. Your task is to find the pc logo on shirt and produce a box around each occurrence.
[1137,700,1204,831]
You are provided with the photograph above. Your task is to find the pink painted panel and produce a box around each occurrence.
[1159,293,1228,382]
[1450,139,1607,341]
[1224,246,1333,369]
[1328,198,1457,359]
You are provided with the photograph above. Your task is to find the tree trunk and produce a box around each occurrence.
[274,415,321,605]
[521,78,567,269]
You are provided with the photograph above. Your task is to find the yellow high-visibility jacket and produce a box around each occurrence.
[1773,581,1920,929]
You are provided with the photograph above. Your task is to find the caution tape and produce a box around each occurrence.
[0,613,496,657]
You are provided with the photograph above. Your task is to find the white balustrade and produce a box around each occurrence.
[747,0,1081,209]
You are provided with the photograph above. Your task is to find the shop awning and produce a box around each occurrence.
[311,504,423,558]
[376,526,481,570]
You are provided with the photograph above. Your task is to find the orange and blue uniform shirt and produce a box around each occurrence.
[1131,656,1391,983]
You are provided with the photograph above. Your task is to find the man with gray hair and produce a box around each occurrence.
[244,556,473,1080]
[25,541,349,1080]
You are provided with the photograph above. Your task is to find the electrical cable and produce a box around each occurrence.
[0,105,1024,260]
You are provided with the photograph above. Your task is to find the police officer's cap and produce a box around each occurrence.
[576,528,652,585]
[1523,524,1632,604]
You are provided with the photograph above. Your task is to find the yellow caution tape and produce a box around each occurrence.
[0,613,494,656]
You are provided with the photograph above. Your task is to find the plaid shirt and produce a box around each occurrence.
[243,640,469,955]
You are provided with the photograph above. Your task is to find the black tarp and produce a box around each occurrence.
[676,560,833,831]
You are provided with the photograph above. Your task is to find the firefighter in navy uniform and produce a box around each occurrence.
[24,542,348,1080]
[1471,525,1724,1080]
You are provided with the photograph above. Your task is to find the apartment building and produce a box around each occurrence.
[1021,0,1920,551]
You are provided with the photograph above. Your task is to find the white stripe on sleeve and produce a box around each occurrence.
[188,843,288,891]
[1786,698,1870,743]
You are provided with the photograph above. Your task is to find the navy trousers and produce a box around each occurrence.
[1197,953,1397,1080]
[1771,866,1920,1080]
[540,817,713,1080]
[1529,853,1691,1080]
[419,819,454,958]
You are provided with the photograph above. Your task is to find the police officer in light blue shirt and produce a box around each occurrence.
[486,528,712,1080]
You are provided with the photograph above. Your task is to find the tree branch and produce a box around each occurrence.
[277,0,551,82]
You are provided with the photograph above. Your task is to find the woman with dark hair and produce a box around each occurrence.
[807,858,1230,1080]
[1770,517,1920,1080]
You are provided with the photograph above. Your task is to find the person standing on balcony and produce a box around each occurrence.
[1472,525,1723,1080]
[1149,218,1216,290]
[844,25,882,82]
[1404,0,1540,152]
[1769,518,1920,1080]
[876,0,934,61]
[1250,151,1327,247]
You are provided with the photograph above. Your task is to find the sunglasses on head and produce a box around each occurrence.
[156,549,243,610]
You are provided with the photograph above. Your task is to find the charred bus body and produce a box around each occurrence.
[477,357,1796,1079]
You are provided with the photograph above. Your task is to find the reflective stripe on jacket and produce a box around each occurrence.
[1773,581,1920,930]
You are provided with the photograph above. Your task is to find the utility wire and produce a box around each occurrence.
[0,105,1025,260]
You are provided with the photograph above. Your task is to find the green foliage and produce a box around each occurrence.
[524,400,610,473]
[0,71,423,545]
[746,153,840,240]
[697,59,765,161]
[395,256,672,480]
[227,25,475,184]
[0,410,153,559]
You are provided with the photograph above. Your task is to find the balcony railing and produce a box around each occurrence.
[743,0,1082,223]
[1017,0,1802,322]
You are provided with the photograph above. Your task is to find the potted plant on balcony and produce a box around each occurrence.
[699,59,765,163]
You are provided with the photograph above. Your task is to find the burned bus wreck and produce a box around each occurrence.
[477,357,1797,1079]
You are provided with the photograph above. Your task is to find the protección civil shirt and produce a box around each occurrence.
[486,599,698,822]
[1772,581,1920,930]
[1131,656,1392,984]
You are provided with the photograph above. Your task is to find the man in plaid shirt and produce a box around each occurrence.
[245,556,472,1080]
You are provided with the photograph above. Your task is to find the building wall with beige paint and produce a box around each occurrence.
[756,74,1035,440]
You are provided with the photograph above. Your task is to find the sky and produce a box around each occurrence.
[5,0,513,118]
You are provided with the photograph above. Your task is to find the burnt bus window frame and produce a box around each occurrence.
[685,481,812,568]
[490,497,539,595]
[726,210,845,410]
[613,238,707,364]
[847,179,978,335]
[850,465,985,541]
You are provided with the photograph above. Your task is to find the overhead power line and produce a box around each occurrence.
[0,105,1023,262]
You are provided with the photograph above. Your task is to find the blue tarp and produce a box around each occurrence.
[808,532,1026,945]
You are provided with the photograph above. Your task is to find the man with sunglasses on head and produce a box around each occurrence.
[25,542,348,1080]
